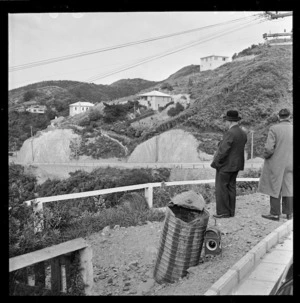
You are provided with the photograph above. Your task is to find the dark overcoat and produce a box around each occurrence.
[258,120,293,198]
[211,125,247,172]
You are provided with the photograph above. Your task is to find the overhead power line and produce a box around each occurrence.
[10,14,262,72]
[66,17,266,91]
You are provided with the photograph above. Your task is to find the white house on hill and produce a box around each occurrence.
[26,105,47,114]
[69,101,95,116]
[200,55,229,71]
[137,91,172,110]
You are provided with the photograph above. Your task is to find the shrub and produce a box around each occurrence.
[88,109,102,121]
[119,192,149,212]
[23,90,38,101]
[78,117,90,127]
[242,168,262,178]
[167,102,185,117]
[62,204,165,238]
[160,82,174,91]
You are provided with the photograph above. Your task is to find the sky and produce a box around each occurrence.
[8,11,292,90]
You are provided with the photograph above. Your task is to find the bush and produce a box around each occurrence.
[62,204,165,238]
[167,102,185,117]
[88,109,102,121]
[160,82,174,91]
[23,90,38,102]
[242,168,262,178]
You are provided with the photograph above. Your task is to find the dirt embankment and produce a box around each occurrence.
[128,129,213,163]
[16,129,79,164]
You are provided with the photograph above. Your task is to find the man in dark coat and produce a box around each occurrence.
[210,110,247,218]
[259,108,293,221]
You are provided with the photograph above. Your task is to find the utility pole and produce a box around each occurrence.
[250,130,254,161]
[155,135,159,163]
[30,126,34,162]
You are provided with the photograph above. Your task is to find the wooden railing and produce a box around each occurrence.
[24,178,259,232]
[9,238,93,295]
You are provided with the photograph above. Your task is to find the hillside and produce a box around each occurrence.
[139,44,292,158]
[9,44,292,161]
[9,78,159,108]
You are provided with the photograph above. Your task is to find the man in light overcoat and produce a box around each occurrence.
[258,108,293,220]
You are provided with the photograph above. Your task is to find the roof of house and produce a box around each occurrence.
[139,91,171,97]
[200,55,229,59]
[29,105,47,108]
[27,105,47,110]
[69,102,95,107]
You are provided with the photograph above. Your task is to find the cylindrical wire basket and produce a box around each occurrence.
[153,205,209,284]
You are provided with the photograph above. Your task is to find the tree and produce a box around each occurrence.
[161,82,174,91]
[89,109,102,121]
[167,102,185,117]
[23,90,37,102]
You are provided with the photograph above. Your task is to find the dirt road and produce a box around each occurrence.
[86,192,286,296]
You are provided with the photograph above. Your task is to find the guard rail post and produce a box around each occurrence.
[144,184,153,208]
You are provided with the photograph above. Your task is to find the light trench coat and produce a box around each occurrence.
[258,120,293,198]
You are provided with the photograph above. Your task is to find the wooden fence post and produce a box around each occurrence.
[78,246,93,295]
[32,200,43,233]
[144,184,153,208]
[50,257,61,292]
[34,262,45,288]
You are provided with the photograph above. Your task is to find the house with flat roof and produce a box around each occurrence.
[69,101,95,116]
[200,55,230,72]
[137,90,172,110]
[26,105,47,114]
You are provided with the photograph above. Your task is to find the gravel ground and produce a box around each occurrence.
[86,192,287,296]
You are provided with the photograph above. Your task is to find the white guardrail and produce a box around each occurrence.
[23,178,259,232]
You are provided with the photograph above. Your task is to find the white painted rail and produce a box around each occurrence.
[24,178,259,208]
[24,178,259,232]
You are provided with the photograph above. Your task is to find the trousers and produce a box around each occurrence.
[215,170,239,216]
[270,195,293,216]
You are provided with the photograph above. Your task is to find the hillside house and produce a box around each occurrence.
[26,105,47,114]
[263,31,293,46]
[200,55,230,71]
[137,91,173,111]
[69,101,95,116]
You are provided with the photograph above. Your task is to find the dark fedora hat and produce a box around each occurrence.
[278,108,291,118]
[223,110,241,121]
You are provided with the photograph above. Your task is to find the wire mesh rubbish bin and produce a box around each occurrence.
[153,191,209,284]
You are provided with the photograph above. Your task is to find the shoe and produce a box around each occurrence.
[213,213,230,218]
[261,214,280,221]
[286,214,293,220]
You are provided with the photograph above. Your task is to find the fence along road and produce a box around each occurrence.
[23,178,260,232]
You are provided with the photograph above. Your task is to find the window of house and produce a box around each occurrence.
[214,57,217,60]
[75,107,77,110]
[223,58,226,61]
